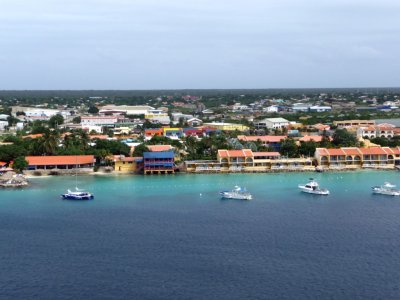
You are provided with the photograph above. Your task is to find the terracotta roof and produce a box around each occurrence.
[0,161,6,167]
[237,135,287,143]
[326,149,346,156]
[253,152,280,157]
[26,155,95,166]
[89,135,109,140]
[299,135,325,142]
[218,149,253,158]
[147,145,173,152]
[22,134,43,139]
[359,147,387,155]
[391,147,400,155]
[342,148,362,155]
[382,147,394,155]
[316,148,329,156]
[377,127,394,131]
[113,155,136,162]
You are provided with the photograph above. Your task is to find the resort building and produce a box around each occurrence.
[143,151,175,175]
[25,155,95,170]
[185,149,313,173]
[314,147,400,169]
[357,124,395,139]
[333,120,375,129]
[254,118,289,130]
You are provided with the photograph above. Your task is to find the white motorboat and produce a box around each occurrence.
[220,186,252,200]
[62,188,94,200]
[298,178,329,195]
[371,182,400,196]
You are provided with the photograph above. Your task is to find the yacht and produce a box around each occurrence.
[298,178,329,195]
[62,188,94,200]
[220,186,252,200]
[372,182,400,196]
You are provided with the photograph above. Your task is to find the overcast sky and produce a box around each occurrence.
[0,0,399,89]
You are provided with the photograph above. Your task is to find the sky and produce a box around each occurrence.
[0,0,399,89]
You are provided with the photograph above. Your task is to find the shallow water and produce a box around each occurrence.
[1,171,400,299]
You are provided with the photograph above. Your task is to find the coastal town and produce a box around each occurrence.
[1,89,400,182]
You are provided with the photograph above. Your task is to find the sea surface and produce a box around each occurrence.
[1,171,400,300]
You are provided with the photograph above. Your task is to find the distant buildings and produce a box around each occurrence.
[333,120,375,129]
[203,122,249,131]
[255,118,289,130]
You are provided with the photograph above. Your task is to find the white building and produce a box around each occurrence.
[263,105,279,113]
[255,117,289,129]
[81,116,120,127]
[145,109,170,124]
[0,120,8,130]
[0,114,9,120]
[99,105,154,115]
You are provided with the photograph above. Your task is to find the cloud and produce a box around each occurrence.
[0,0,399,89]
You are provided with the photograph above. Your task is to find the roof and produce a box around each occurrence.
[147,145,173,152]
[390,147,400,155]
[237,135,287,143]
[342,148,362,155]
[299,135,325,142]
[22,134,43,139]
[143,151,174,159]
[0,162,6,167]
[315,148,329,156]
[326,149,346,156]
[26,155,95,166]
[89,135,109,140]
[359,147,387,155]
[113,155,142,162]
[264,117,289,123]
[218,149,253,158]
[253,152,280,157]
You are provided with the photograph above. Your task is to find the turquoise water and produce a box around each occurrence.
[1,171,400,299]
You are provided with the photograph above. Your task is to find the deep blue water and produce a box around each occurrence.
[1,172,400,299]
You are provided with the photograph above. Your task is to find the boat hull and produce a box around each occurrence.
[220,192,252,200]
[298,185,329,195]
[61,194,94,200]
[371,187,400,196]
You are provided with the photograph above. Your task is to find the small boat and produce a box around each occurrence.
[61,188,94,200]
[372,182,400,196]
[220,186,252,200]
[298,178,329,195]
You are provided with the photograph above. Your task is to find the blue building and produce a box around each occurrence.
[143,151,175,175]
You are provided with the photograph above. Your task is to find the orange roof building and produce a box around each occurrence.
[147,145,173,152]
[26,155,95,170]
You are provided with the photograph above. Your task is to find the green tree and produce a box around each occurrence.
[49,114,64,129]
[298,141,317,157]
[280,138,298,158]
[132,143,150,157]
[13,156,28,173]
[72,116,81,124]
[88,106,99,114]
[332,129,358,147]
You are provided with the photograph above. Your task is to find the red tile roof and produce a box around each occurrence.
[218,149,253,158]
[22,134,43,139]
[299,135,326,142]
[26,155,95,166]
[0,161,6,167]
[147,145,172,152]
[359,147,387,155]
[316,148,329,156]
[391,147,400,155]
[342,148,362,155]
[237,135,287,143]
[326,149,346,155]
